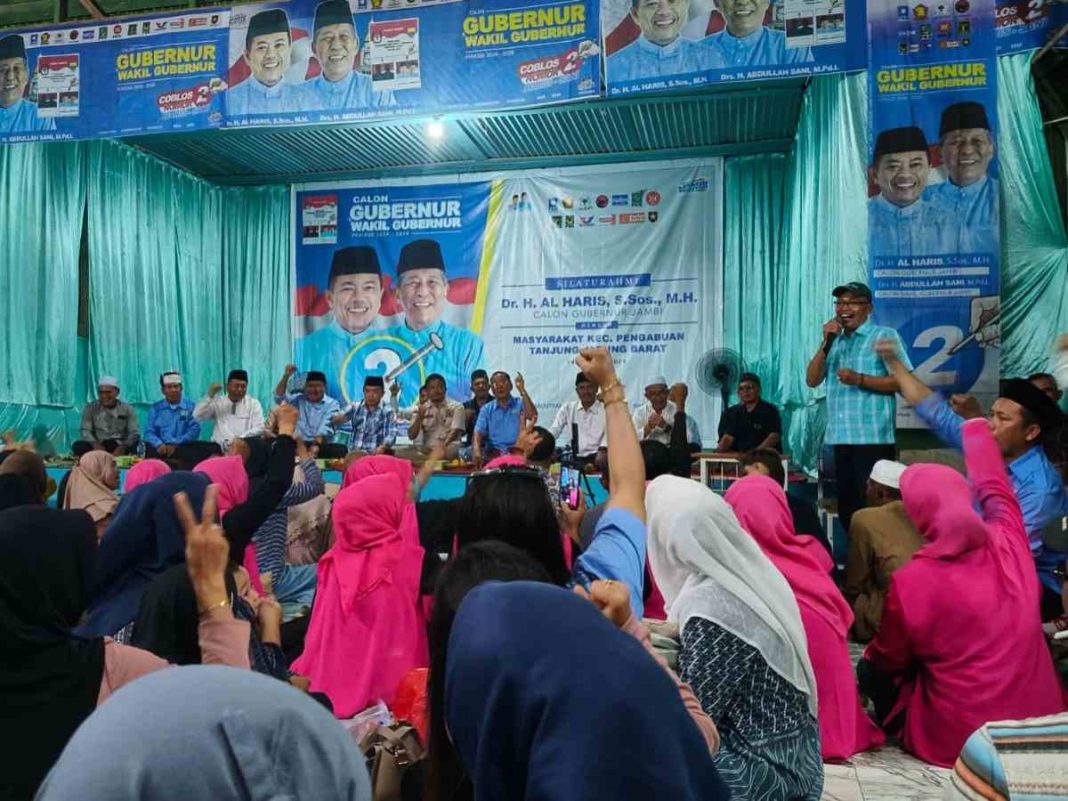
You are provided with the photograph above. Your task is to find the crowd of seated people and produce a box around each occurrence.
[0,338,1066,801]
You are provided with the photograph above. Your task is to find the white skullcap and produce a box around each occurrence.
[869,459,907,490]
[645,376,668,389]
[162,372,183,386]
[97,375,118,389]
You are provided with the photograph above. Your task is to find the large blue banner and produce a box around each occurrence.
[0,11,229,144]
[602,0,867,96]
[294,181,491,407]
[867,0,1001,425]
[995,0,1067,54]
[224,0,600,128]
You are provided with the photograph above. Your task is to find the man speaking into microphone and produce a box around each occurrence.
[805,282,912,532]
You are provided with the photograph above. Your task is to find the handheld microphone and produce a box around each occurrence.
[823,317,842,355]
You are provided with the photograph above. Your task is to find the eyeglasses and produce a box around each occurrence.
[834,300,869,308]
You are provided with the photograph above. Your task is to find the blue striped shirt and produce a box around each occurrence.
[825,321,912,445]
[253,459,324,587]
[344,403,396,452]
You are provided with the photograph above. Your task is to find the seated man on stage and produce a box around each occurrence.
[632,376,701,450]
[144,372,218,465]
[274,365,345,459]
[472,371,537,468]
[73,375,139,457]
[717,372,782,453]
[550,372,606,466]
[399,373,465,463]
[331,375,395,456]
[193,369,265,451]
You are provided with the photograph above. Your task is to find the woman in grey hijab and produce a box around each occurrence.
[36,665,372,801]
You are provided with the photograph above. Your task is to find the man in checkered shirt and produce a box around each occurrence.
[806,282,913,531]
[331,375,396,455]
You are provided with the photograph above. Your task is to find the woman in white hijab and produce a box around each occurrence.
[646,475,824,801]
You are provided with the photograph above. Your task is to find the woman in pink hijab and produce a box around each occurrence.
[122,459,171,494]
[193,456,249,518]
[861,419,1065,767]
[291,472,428,717]
[341,454,414,491]
[726,474,885,761]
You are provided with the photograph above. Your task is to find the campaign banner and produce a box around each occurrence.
[293,159,724,436]
[602,0,867,97]
[0,10,229,144]
[995,0,1068,54]
[225,0,600,129]
[867,0,1001,427]
[294,181,492,407]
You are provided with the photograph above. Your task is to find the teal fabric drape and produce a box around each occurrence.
[86,141,224,405]
[0,142,85,407]
[722,154,788,379]
[997,52,1068,377]
[724,72,870,469]
[221,185,292,399]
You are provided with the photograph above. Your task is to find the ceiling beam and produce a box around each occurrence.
[77,0,104,19]
[129,138,797,187]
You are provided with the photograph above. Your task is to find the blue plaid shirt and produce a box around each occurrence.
[345,403,396,452]
[825,321,912,445]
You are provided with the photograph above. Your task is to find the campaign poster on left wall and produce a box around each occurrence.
[0,10,230,144]
[223,0,601,128]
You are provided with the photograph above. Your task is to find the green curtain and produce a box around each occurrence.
[86,140,225,405]
[722,153,788,380]
[724,72,870,469]
[997,52,1068,377]
[0,141,85,407]
[221,184,291,400]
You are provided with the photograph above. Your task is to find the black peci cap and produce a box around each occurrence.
[245,8,291,49]
[328,246,381,286]
[873,126,929,161]
[397,239,445,276]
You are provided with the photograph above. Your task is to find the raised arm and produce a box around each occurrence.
[577,348,645,522]
[193,384,222,421]
[877,339,964,450]
[515,373,537,426]
[961,417,1027,546]
[409,443,446,501]
[274,364,297,403]
[668,384,693,478]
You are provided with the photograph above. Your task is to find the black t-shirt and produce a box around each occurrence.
[463,398,489,444]
[717,400,782,453]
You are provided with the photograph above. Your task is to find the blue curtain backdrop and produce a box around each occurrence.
[997,53,1068,378]
[221,184,292,401]
[0,142,291,450]
[0,142,84,407]
[86,141,225,405]
[1,53,1064,459]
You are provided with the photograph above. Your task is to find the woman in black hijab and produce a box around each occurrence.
[0,489,251,799]
[0,507,103,800]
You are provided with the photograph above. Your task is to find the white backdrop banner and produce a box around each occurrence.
[292,158,723,441]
